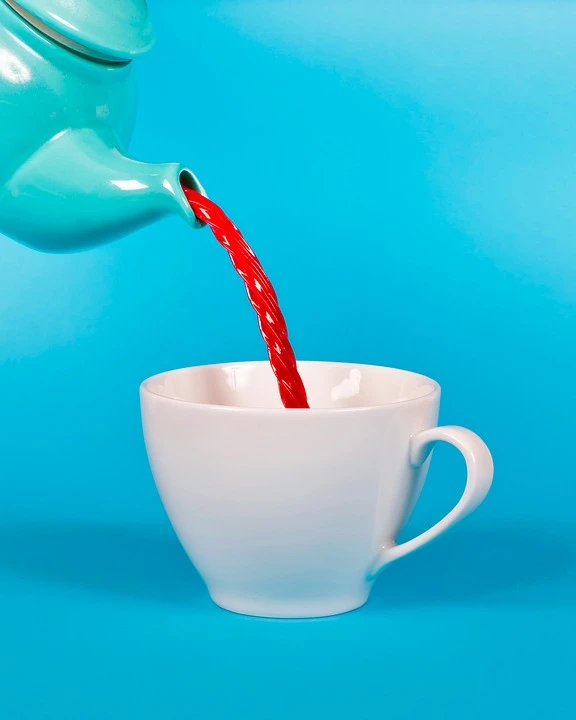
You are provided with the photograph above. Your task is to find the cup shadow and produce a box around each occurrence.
[371,524,576,609]
[0,522,573,609]
[0,521,207,607]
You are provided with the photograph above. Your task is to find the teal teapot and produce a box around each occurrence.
[0,0,205,252]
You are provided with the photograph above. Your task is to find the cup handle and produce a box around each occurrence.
[368,425,494,579]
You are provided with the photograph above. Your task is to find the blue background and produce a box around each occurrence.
[1,1,575,717]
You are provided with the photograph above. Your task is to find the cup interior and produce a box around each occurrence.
[141,361,439,410]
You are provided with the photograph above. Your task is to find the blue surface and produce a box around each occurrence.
[1,1,575,717]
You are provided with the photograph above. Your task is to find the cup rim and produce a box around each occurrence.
[140,360,441,414]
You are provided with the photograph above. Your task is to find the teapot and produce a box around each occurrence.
[0,0,205,252]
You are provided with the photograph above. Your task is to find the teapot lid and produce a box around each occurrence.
[6,0,154,61]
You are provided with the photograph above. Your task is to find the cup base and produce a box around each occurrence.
[210,593,369,619]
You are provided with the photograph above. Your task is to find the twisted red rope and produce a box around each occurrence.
[182,186,309,409]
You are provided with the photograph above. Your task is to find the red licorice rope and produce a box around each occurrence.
[182,186,309,409]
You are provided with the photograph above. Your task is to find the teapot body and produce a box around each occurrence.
[0,0,204,252]
[0,0,138,188]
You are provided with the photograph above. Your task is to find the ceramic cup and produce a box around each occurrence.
[140,361,493,618]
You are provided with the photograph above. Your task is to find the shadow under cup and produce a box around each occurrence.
[140,362,490,618]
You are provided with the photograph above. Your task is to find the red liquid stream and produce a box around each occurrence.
[182,186,309,409]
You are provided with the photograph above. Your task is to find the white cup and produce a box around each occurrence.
[141,361,493,618]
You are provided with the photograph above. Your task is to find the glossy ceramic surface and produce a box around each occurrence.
[141,361,493,618]
[0,0,204,252]
[4,0,154,60]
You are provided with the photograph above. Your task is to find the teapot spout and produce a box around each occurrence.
[0,128,206,253]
